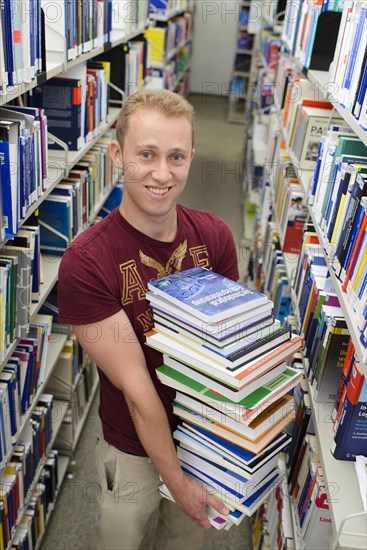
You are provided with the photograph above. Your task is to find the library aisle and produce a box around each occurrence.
[39,95,253,550]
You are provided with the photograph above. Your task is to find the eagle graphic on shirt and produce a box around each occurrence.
[139,240,188,278]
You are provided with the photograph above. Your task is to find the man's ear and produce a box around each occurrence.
[190,147,195,161]
[110,140,123,170]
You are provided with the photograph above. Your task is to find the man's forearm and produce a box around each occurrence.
[126,390,186,491]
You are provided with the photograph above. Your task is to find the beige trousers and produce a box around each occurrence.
[95,436,206,550]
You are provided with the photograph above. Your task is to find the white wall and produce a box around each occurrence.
[189,1,240,95]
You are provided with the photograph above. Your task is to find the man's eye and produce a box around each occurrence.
[172,154,183,161]
[141,152,152,159]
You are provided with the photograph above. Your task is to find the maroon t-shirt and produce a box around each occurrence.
[58,205,239,455]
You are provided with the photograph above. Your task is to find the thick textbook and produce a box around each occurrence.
[147,267,269,323]
[331,363,367,461]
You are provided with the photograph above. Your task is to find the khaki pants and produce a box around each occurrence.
[95,436,206,550]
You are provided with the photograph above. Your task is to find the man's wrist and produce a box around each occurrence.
[162,467,187,493]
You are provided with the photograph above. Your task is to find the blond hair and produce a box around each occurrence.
[116,89,194,149]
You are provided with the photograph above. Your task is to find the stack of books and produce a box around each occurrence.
[145,267,304,530]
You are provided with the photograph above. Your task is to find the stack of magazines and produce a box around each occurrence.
[145,267,303,530]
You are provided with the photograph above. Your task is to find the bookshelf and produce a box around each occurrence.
[227,0,256,123]
[244,1,367,548]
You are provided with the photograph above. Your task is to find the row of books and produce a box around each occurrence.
[110,0,149,40]
[237,30,254,53]
[149,43,191,92]
[290,432,333,549]
[331,342,367,461]
[282,0,344,70]
[143,266,304,529]
[292,230,351,403]
[310,126,367,331]
[252,453,294,550]
[0,137,121,361]
[250,192,366,464]
[144,13,192,68]
[0,314,53,467]
[259,27,281,75]
[0,104,48,241]
[37,287,100,453]
[0,0,44,91]
[291,229,367,461]
[38,130,121,255]
[265,117,309,254]
[1,448,59,550]
[52,358,98,453]
[282,77,344,171]
[29,60,111,151]
[44,0,113,62]
[45,331,86,402]
[329,1,367,127]
[0,392,54,545]
[247,126,365,465]
[96,39,148,103]
[148,0,194,18]
[281,1,366,130]
[260,223,292,324]
[122,40,150,94]
[0,217,43,351]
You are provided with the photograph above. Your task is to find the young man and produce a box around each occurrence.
[58,89,239,549]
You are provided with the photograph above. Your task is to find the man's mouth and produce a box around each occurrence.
[146,186,171,196]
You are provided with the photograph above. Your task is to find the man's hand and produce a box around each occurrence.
[168,474,229,530]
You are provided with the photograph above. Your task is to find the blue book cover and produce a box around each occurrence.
[38,196,72,254]
[341,201,367,281]
[331,364,367,460]
[183,422,290,470]
[181,462,246,500]
[29,78,83,150]
[353,54,367,119]
[98,184,124,218]
[148,267,269,323]
[149,0,169,16]
[340,6,366,108]
[0,141,14,240]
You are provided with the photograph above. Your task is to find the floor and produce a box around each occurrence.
[40,94,253,550]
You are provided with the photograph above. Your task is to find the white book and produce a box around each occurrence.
[147,329,302,389]
[160,354,287,406]
[174,391,294,441]
[41,0,78,61]
[175,428,279,482]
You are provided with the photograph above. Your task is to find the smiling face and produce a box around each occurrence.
[112,107,195,239]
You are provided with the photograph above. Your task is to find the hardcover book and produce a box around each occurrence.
[331,363,367,461]
[147,267,269,323]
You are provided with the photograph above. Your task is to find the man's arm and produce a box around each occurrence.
[73,309,229,529]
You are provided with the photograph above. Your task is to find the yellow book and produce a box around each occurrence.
[302,278,315,335]
[329,191,348,253]
[144,27,166,66]
[351,230,367,292]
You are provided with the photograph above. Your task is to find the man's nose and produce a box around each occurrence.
[152,159,172,184]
